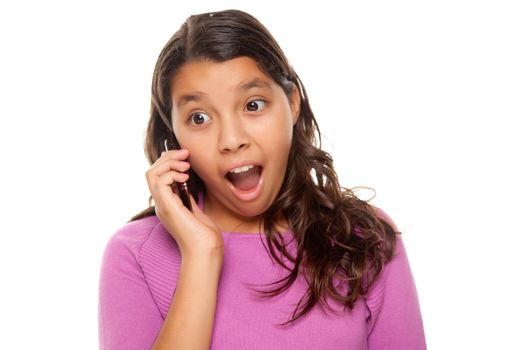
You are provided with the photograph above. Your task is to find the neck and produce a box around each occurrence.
[202,193,288,234]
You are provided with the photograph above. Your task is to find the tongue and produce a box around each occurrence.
[227,166,261,191]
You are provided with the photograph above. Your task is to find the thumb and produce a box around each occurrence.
[189,193,201,213]
[188,193,217,228]
[188,193,210,221]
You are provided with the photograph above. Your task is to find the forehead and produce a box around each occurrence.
[170,56,278,96]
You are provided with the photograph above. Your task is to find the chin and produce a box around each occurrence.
[233,204,267,218]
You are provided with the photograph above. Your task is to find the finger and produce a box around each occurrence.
[150,170,188,200]
[146,163,189,195]
[189,195,219,230]
[156,171,190,190]
[152,148,189,166]
[188,193,200,213]
[147,160,191,178]
[186,193,206,223]
[188,194,210,221]
[160,149,190,161]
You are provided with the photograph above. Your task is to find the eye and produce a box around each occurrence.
[246,99,266,112]
[189,112,211,126]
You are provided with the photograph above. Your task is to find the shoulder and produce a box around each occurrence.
[363,206,419,330]
[101,214,183,279]
[102,215,164,257]
[367,204,407,279]
[369,205,408,279]
[101,215,183,317]
[370,204,401,233]
[361,209,425,345]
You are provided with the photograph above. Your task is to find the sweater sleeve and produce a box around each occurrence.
[365,209,427,350]
[98,223,164,350]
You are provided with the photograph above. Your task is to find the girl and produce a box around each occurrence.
[98,9,426,350]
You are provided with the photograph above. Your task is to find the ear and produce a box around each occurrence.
[290,84,301,125]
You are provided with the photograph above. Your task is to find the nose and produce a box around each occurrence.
[218,116,250,153]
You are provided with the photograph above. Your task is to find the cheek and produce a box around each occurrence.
[187,149,215,182]
[178,136,214,180]
[264,128,293,168]
[256,109,294,143]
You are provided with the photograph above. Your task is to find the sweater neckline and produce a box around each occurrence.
[220,229,293,237]
[197,192,292,238]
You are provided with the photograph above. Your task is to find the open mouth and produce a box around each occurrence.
[225,165,263,192]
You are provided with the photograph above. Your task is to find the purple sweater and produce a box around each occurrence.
[98,206,426,349]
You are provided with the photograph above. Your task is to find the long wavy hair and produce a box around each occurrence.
[129,9,398,326]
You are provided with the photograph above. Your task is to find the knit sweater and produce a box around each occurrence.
[98,204,426,349]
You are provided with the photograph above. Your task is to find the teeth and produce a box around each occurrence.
[229,164,255,174]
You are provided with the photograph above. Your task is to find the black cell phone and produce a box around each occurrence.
[164,138,193,212]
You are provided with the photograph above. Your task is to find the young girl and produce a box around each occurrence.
[98,9,426,350]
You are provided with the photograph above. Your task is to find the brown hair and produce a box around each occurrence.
[129,9,398,326]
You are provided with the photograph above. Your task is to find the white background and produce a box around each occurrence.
[1,1,523,349]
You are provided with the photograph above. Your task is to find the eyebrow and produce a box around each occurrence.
[176,92,205,108]
[176,78,272,108]
[238,78,272,91]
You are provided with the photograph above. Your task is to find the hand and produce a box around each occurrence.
[145,149,224,258]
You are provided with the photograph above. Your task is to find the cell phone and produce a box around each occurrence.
[164,138,193,212]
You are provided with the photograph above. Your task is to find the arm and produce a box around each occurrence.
[98,229,164,350]
[365,235,427,349]
[151,250,223,350]
[99,225,223,350]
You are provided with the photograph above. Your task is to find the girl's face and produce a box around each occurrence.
[170,56,300,233]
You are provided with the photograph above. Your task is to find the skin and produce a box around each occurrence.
[147,55,305,349]
[170,56,300,233]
